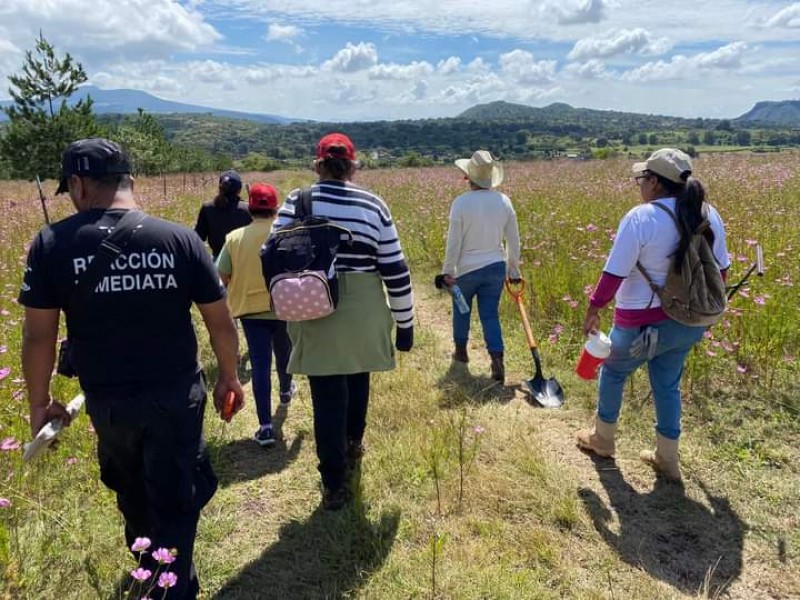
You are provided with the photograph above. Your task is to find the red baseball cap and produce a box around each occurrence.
[248,183,279,211]
[316,133,356,161]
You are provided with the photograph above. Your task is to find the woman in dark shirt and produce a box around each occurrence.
[194,170,252,258]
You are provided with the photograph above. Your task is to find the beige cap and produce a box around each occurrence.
[455,150,504,189]
[632,148,692,183]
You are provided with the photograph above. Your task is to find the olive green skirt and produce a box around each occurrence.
[287,272,395,376]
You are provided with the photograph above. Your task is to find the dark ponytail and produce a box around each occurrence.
[655,174,714,272]
[318,157,353,181]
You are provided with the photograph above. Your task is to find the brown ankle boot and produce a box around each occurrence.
[576,417,617,458]
[452,343,469,363]
[489,352,505,383]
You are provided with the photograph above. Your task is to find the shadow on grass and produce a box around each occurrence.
[436,360,516,408]
[209,404,307,488]
[578,455,745,596]
[211,496,400,599]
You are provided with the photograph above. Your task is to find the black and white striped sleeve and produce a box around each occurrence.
[271,189,300,234]
[377,216,414,329]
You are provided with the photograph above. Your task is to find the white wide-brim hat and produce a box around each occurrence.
[455,150,504,189]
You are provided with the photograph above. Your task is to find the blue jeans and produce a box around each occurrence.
[452,261,506,353]
[597,320,706,440]
[241,318,292,427]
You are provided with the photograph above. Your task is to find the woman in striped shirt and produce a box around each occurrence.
[272,133,414,510]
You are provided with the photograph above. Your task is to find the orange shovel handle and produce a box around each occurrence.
[505,279,538,351]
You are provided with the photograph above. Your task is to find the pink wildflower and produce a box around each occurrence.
[0,498,10,508]
[130,537,152,553]
[585,223,598,232]
[753,296,766,306]
[65,457,78,466]
[130,568,152,582]
[0,367,10,380]
[706,350,717,357]
[158,572,178,589]
[152,547,176,564]
[744,239,758,246]
[583,284,594,297]
[736,364,747,374]
[0,437,20,451]
[473,425,485,435]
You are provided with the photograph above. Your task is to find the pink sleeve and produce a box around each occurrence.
[589,271,624,309]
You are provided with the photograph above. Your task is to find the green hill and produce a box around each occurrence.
[736,100,800,125]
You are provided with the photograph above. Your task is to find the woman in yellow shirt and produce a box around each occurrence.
[216,183,295,446]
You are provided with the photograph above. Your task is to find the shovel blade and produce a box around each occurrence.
[523,376,564,409]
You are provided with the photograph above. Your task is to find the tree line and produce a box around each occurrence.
[1,35,799,181]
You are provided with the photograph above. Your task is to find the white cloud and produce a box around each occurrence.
[765,3,800,28]
[369,61,434,80]
[568,29,672,61]
[0,0,220,64]
[622,42,748,82]
[467,57,490,73]
[437,56,461,75]
[563,59,612,79]
[499,50,557,84]
[266,23,303,43]
[543,0,607,25]
[322,42,378,73]
[410,80,429,100]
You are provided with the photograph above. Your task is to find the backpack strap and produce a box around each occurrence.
[634,200,673,306]
[70,209,147,309]
[294,187,314,220]
[650,201,679,228]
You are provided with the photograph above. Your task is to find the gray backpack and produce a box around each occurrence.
[637,202,727,327]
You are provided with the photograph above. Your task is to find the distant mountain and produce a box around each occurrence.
[457,100,699,129]
[0,85,297,124]
[736,100,800,125]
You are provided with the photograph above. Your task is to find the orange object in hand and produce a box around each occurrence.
[221,390,236,422]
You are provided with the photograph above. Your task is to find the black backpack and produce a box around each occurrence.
[260,187,352,322]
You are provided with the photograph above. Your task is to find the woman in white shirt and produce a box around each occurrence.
[439,150,521,384]
[576,149,729,483]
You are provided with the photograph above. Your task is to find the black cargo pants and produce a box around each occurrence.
[85,371,217,600]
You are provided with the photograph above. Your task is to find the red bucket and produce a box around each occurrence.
[576,331,611,380]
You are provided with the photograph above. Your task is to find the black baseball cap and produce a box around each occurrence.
[55,138,132,195]
[219,170,242,191]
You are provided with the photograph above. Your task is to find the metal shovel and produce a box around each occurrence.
[506,280,565,408]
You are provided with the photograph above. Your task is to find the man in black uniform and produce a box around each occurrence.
[19,138,245,599]
[194,170,252,259]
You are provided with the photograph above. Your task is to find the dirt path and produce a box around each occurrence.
[414,282,784,600]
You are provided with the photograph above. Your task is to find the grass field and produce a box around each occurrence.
[0,152,798,599]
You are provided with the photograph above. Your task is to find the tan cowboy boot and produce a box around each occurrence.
[640,434,682,482]
[575,417,617,458]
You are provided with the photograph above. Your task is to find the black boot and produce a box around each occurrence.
[452,343,469,363]
[489,352,505,383]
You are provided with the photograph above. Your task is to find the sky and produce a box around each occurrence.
[0,0,799,122]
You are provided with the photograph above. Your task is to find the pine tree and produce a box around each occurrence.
[0,33,103,180]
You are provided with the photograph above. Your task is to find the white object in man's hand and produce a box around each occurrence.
[23,394,85,463]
